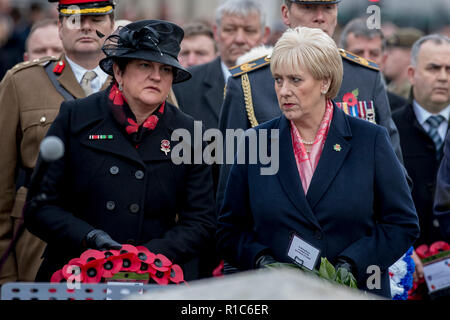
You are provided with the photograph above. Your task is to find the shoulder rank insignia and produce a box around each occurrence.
[338,49,380,71]
[229,55,271,78]
[10,56,58,73]
[53,60,65,75]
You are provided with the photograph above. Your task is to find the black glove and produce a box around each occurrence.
[255,254,277,269]
[85,229,122,250]
[335,257,355,275]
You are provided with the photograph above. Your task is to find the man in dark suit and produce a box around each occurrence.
[393,34,450,249]
[173,0,270,131]
[216,0,403,212]
[434,131,450,243]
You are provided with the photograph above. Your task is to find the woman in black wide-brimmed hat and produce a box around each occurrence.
[25,20,216,281]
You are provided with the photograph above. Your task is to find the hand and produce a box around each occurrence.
[411,250,424,282]
[85,229,122,250]
[255,254,277,269]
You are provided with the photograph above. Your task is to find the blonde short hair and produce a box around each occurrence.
[270,27,343,99]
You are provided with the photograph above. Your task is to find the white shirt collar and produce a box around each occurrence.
[413,99,450,140]
[221,60,231,83]
[65,56,109,93]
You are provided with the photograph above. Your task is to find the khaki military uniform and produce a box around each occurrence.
[0,54,110,283]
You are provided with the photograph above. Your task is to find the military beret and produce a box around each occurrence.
[386,28,425,48]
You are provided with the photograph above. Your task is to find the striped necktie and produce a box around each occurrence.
[425,115,445,160]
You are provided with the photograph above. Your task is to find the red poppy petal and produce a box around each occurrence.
[51,269,66,283]
[102,256,123,278]
[151,270,170,285]
[82,260,104,283]
[415,244,429,259]
[80,249,105,264]
[169,264,184,283]
[62,258,85,281]
[429,241,450,256]
[117,252,141,272]
[136,246,156,264]
[119,244,139,255]
[212,260,224,277]
[152,254,172,272]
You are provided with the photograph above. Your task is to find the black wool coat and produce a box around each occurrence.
[24,90,216,281]
[393,103,448,246]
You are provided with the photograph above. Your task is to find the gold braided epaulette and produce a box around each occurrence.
[339,49,380,71]
[229,55,270,78]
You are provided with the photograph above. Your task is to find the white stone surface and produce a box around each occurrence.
[130,268,383,300]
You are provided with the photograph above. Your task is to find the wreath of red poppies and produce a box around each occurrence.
[408,241,450,300]
[50,244,185,285]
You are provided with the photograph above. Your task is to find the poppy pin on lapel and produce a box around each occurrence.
[333,144,342,152]
[161,140,170,155]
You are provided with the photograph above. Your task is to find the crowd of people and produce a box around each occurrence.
[0,0,449,301]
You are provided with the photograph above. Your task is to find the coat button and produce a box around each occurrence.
[109,166,119,175]
[106,201,116,211]
[135,170,144,180]
[129,204,140,214]
[433,219,440,228]
[315,230,322,240]
[40,116,46,124]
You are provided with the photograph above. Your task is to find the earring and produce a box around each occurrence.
[118,83,123,91]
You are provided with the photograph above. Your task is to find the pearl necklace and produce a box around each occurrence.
[300,138,315,145]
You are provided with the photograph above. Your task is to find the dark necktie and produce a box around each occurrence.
[425,115,445,160]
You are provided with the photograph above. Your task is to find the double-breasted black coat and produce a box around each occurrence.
[24,89,216,281]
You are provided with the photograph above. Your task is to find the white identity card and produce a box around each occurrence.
[287,234,321,271]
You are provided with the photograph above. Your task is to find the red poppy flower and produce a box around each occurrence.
[136,246,156,274]
[429,241,450,256]
[151,254,172,272]
[415,244,429,259]
[212,260,224,277]
[126,118,139,134]
[80,249,105,265]
[81,259,104,283]
[109,83,125,106]
[151,270,170,285]
[169,264,184,284]
[116,252,141,272]
[62,258,85,282]
[51,269,66,283]
[343,92,358,107]
[102,255,124,278]
[143,115,159,130]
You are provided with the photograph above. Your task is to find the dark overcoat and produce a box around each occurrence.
[24,90,216,281]
[173,57,225,130]
[434,131,450,243]
[393,103,449,246]
[217,105,419,298]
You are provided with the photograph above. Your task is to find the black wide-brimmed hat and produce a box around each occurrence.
[48,0,115,16]
[100,20,191,84]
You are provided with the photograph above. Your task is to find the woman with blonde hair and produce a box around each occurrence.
[217,27,419,298]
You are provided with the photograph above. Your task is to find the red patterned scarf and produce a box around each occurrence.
[108,82,165,147]
[291,99,334,194]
